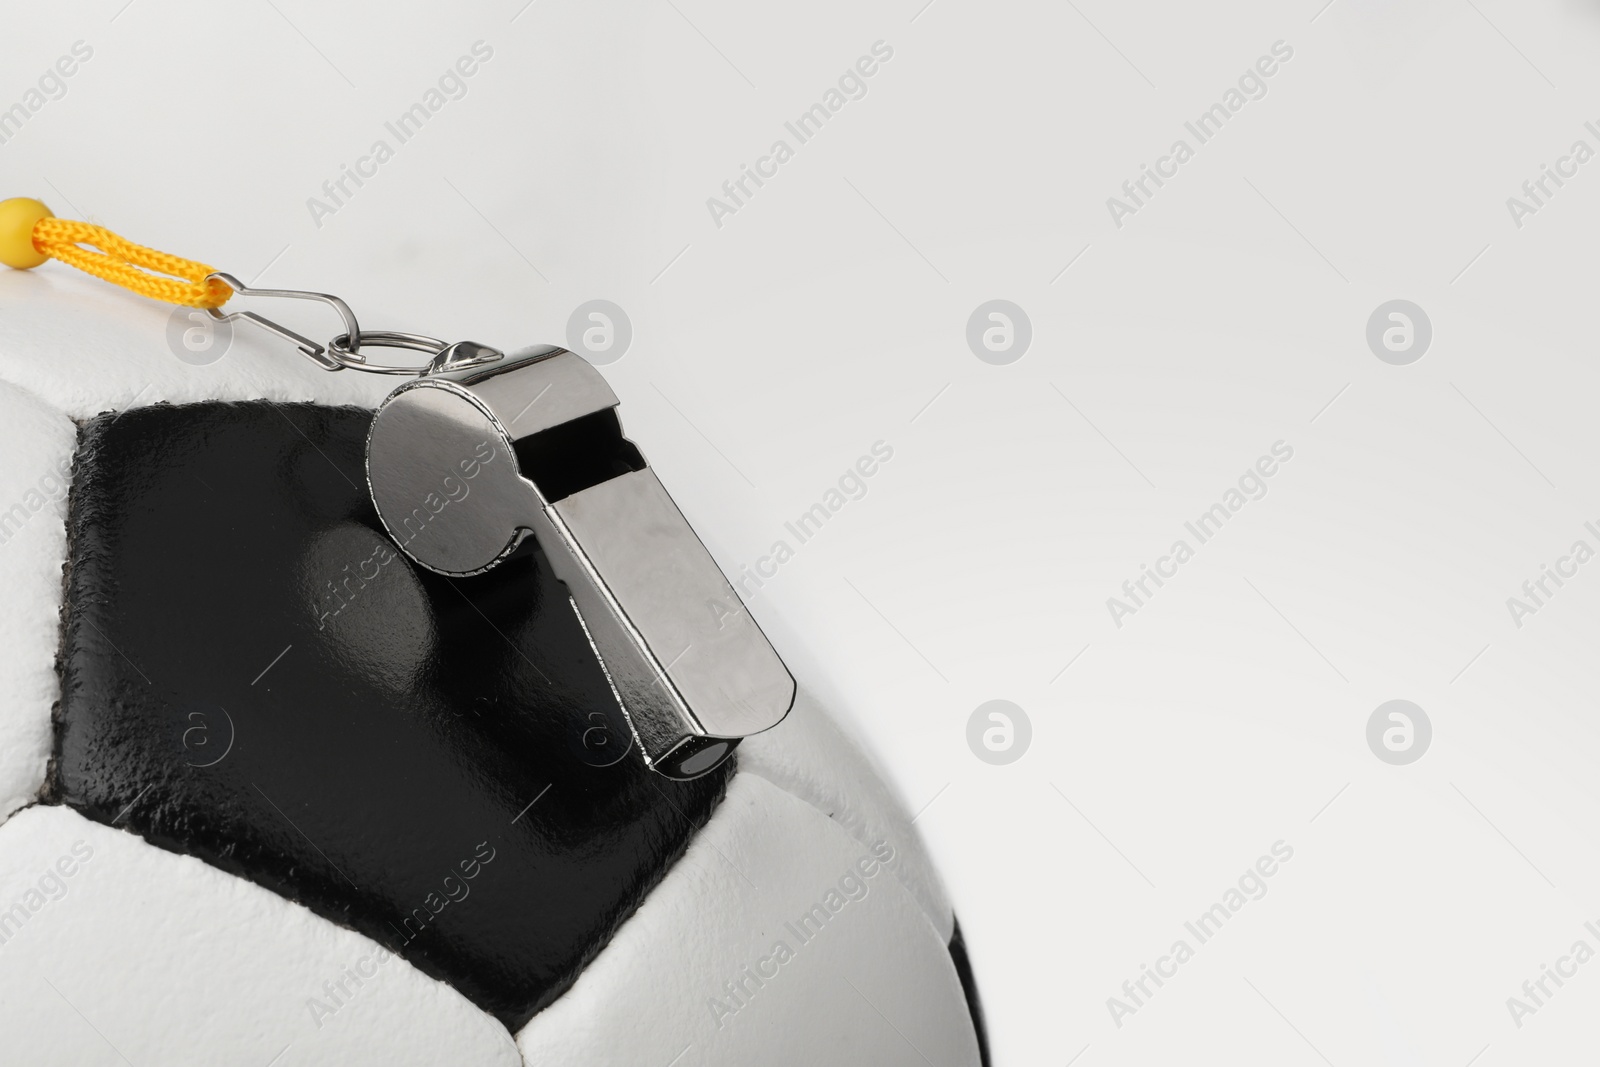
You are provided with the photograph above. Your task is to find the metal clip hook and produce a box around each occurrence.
[205,273,505,377]
[204,273,361,372]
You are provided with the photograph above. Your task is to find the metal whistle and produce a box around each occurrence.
[365,344,795,779]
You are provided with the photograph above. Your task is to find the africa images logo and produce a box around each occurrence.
[1104,40,1294,229]
[0,40,93,147]
[0,841,95,950]
[706,841,897,1030]
[305,42,494,228]
[705,41,894,229]
[1106,840,1294,1029]
[1106,442,1294,627]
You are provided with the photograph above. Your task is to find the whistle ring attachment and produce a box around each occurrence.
[325,331,455,374]
[203,272,362,371]
[364,345,795,779]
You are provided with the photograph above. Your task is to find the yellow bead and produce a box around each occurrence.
[0,198,52,270]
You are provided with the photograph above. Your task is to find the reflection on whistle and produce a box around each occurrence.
[366,345,795,779]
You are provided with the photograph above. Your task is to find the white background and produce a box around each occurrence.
[6,1,1600,1063]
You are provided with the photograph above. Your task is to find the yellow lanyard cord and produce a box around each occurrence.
[0,197,231,309]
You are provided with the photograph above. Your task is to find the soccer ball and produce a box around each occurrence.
[0,271,986,1066]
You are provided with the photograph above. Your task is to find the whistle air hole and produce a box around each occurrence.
[679,741,731,776]
[513,409,645,502]
[657,736,738,779]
